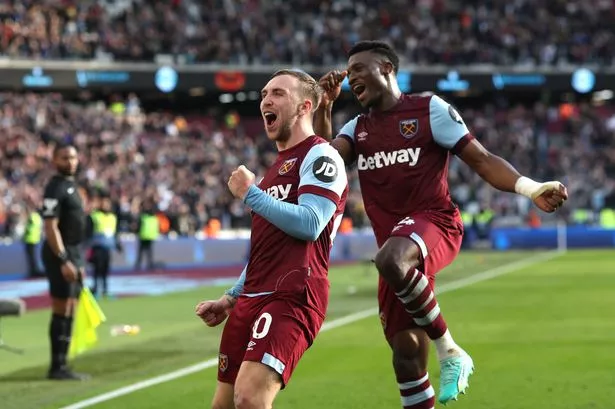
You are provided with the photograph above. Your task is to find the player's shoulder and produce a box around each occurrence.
[397,92,435,110]
[305,140,344,162]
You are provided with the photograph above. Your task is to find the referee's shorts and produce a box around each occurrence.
[42,243,84,299]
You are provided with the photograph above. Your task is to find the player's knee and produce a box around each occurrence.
[211,400,233,409]
[374,238,420,283]
[233,388,262,409]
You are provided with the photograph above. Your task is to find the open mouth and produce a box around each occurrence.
[263,111,278,127]
[352,84,366,99]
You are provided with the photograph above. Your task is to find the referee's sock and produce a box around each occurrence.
[49,314,72,370]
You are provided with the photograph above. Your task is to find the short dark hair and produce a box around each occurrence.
[53,142,76,157]
[348,41,400,74]
[271,69,323,112]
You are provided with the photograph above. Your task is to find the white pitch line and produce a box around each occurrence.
[59,250,562,409]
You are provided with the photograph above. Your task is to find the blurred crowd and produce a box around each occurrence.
[1,0,614,66]
[1,92,615,239]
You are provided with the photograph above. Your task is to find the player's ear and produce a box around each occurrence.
[380,61,394,76]
[298,99,312,117]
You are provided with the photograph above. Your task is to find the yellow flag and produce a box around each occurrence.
[69,287,107,358]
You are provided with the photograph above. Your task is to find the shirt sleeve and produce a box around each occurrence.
[42,180,63,219]
[244,188,337,242]
[225,264,247,298]
[429,95,474,153]
[297,143,348,205]
[335,115,359,146]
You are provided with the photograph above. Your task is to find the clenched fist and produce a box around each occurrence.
[195,295,236,327]
[228,165,256,200]
[319,70,347,107]
[532,182,568,213]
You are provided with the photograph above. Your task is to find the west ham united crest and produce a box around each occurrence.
[278,158,298,175]
[399,119,418,139]
[219,353,228,372]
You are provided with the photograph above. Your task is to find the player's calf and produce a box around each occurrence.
[211,381,235,409]
[234,361,282,409]
[390,329,435,409]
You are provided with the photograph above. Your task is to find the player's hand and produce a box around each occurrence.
[60,261,78,283]
[531,182,568,213]
[195,295,236,327]
[319,70,347,108]
[228,165,256,201]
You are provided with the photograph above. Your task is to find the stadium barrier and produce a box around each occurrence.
[1,226,612,279]
[0,59,611,94]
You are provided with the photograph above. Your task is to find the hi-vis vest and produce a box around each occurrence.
[24,211,42,244]
[91,210,118,248]
[599,208,615,228]
[139,214,159,241]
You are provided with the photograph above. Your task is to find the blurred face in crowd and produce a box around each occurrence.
[101,197,113,212]
[53,146,79,176]
[260,74,313,143]
[347,50,395,109]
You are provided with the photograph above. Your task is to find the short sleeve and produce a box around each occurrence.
[298,143,348,205]
[42,180,63,219]
[429,95,471,150]
[336,115,359,145]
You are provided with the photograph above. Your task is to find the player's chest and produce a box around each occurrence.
[354,113,434,171]
[257,157,301,203]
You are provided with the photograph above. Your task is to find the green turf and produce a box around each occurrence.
[2,250,614,409]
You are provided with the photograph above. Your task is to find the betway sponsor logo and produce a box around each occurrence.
[357,148,421,170]
[265,184,291,200]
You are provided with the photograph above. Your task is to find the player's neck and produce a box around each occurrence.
[373,86,402,112]
[275,122,314,152]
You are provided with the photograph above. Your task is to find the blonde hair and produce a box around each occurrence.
[271,69,323,112]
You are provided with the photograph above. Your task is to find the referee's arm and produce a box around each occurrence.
[42,184,67,260]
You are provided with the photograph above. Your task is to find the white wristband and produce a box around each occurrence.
[514,176,542,199]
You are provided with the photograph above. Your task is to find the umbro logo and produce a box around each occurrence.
[247,340,256,351]
[357,131,368,141]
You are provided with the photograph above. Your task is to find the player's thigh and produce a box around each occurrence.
[211,381,235,409]
[243,295,322,388]
[387,214,461,276]
[234,361,282,409]
[218,299,256,385]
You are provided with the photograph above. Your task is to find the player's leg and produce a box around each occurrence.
[391,328,435,409]
[214,297,258,409]
[380,279,435,408]
[374,236,454,350]
[236,294,323,409]
[211,381,235,409]
[234,362,282,409]
[375,216,473,404]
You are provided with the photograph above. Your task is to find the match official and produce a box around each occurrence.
[41,143,89,380]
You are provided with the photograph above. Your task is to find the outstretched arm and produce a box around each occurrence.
[429,94,568,213]
[458,140,567,212]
